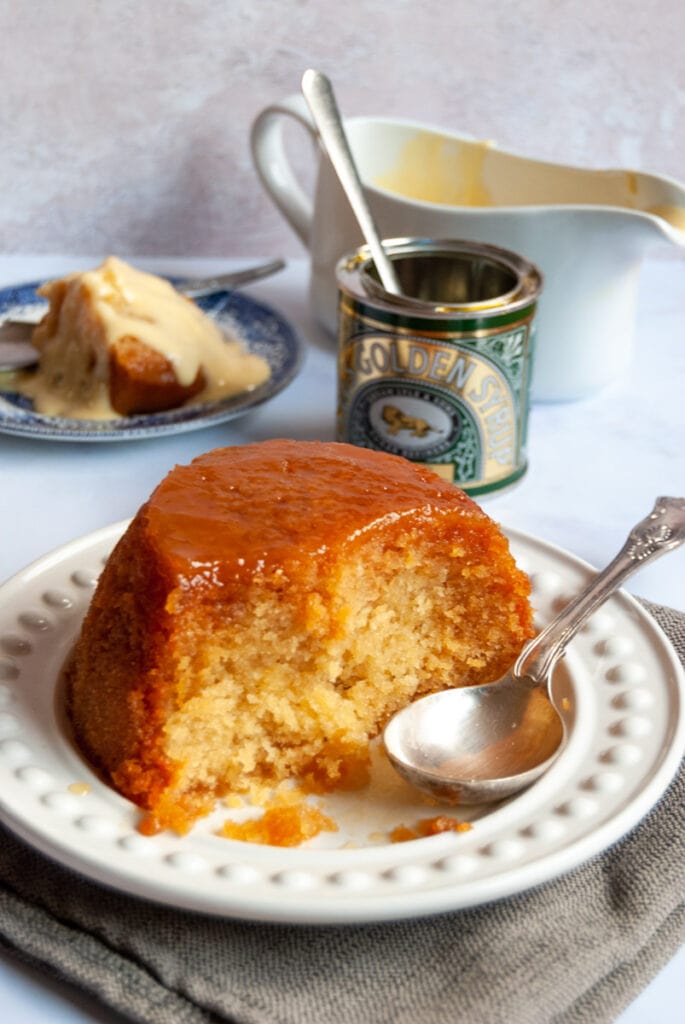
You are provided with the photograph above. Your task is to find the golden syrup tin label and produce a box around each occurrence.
[336,240,542,496]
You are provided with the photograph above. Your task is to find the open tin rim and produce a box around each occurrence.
[338,237,543,318]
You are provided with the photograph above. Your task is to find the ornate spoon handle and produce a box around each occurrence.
[516,497,685,684]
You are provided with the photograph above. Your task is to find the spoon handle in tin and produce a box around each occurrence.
[301,69,402,296]
[515,496,685,684]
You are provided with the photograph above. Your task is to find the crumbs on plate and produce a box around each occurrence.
[218,782,338,847]
[390,815,474,843]
[67,782,92,796]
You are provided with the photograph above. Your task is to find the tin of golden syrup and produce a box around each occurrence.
[336,238,542,496]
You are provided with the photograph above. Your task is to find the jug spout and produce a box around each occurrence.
[640,208,685,247]
[612,204,685,257]
[620,169,685,249]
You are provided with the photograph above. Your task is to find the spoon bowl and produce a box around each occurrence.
[383,497,685,804]
[384,675,565,804]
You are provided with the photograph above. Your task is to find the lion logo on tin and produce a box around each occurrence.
[381,404,438,439]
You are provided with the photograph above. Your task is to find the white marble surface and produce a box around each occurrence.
[0,0,684,258]
[0,254,683,1021]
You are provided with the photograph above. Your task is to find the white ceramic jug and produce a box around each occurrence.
[251,95,685,401]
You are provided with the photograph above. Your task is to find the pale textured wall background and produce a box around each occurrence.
[0,0,683,258]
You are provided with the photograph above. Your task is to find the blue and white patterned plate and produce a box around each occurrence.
[0,280,303,441]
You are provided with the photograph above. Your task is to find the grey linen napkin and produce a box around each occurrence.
[1,602,684,1024]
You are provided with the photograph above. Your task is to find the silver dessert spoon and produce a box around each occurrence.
[0,257,286,371]
[301,69,402,296]
[383,496,685,805]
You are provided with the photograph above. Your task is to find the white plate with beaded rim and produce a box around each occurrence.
[0,521,682,924]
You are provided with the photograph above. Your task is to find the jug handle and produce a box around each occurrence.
[250,94,318,248]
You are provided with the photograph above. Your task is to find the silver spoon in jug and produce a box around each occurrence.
[301,69,402,296]
[383,496,685,805]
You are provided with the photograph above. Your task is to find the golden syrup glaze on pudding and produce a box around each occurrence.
[19,257,270,419]
[66,440,533,840]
